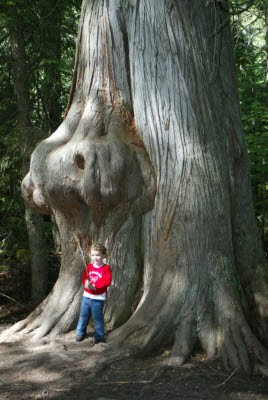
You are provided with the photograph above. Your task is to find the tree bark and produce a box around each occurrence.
[9,14,48,303]
[4,0,268,372]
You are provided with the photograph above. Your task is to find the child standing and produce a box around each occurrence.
[76,243,111,344]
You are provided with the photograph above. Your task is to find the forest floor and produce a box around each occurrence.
[1,270,268,400]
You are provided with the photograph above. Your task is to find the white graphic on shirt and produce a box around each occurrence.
[88,269,103,283]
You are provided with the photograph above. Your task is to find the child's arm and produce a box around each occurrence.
[82,267,96,291]
[93,266,112,290]
[85,279,96,291]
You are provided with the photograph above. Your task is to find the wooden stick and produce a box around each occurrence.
[210,368,238,389]
[73,234,90,282]
[96,380,152,385]
[0,293,32,311]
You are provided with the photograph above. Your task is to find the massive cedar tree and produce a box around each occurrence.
[5,0,268,371]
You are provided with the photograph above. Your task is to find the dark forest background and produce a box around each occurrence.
[0,0,267,305]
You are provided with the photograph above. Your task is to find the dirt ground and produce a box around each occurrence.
[0,313,268,400]
[0,267,268,400]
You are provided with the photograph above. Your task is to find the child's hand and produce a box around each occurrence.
[88,283,96,291]
[85,280,96,291]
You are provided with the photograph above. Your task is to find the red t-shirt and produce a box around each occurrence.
[82,263,111,296]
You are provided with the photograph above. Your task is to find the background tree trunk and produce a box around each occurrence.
[39,0,64,252]
[51,215,61,252]
[9,13,48,303]
[39,0,63,133]
[4,0,268,372]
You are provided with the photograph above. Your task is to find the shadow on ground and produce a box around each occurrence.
[0,315,268,400]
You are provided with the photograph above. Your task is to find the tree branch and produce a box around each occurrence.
[214,0,255,16]
[0,293,32,311]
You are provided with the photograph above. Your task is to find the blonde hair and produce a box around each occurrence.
[90,243,107,256]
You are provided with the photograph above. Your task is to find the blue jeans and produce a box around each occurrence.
[76,297,105,341]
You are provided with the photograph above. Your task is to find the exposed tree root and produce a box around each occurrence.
[1,302,268,376]
[2,260,268,375]
[106,282,268,374]
[0,288,81,341]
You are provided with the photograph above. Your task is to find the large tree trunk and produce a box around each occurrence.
[9,13,48,303]
[4,0,268,372]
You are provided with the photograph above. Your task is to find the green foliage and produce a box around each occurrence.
[232,4,268,246]
[0,0,80,261]
[16,248,30,261]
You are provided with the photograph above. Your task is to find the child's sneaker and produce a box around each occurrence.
[76,335,85,342]
[94,338,105,344]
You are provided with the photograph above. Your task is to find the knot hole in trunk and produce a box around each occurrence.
[74,153,85,171]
